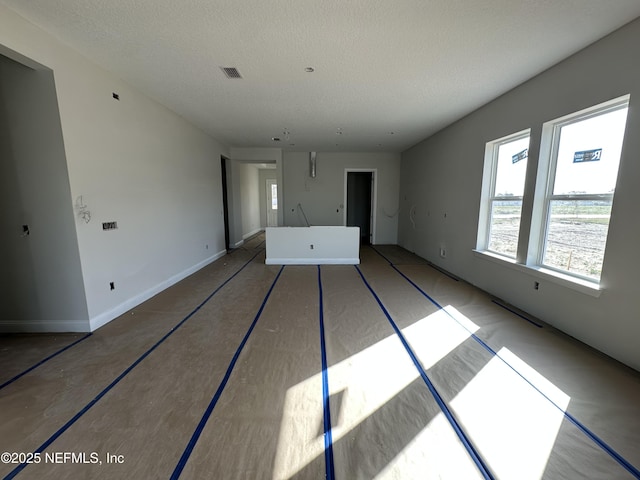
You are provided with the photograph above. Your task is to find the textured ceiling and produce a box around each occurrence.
[3,1,640,152]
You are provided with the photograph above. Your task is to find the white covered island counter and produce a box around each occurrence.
[265,226,360,265]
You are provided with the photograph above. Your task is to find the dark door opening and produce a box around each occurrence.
[347,171,373,245]
[221,156,230,251]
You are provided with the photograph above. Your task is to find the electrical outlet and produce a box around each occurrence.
[534,281,540,290]
[110,282,115,291]
[310,244,314,250]
[439,247,447,258]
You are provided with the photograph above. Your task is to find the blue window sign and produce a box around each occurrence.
[573,148,602,163]
[512,148,528,164]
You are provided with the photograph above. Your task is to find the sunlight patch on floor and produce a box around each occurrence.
[274,307,477,479]
[450,347,570,479]
[272,372,325,480]
[400,306,479,370]
[372,411,485,480]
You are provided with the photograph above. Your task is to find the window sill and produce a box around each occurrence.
[472,250,602,298]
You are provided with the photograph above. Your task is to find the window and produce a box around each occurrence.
[536,97,629,281]
[477,130,531,258]
[271,183,278,209]
[476,95,630,290]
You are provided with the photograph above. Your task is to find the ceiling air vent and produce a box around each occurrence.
[220,67,243,79]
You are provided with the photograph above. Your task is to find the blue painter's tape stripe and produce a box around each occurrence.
[369,246,392,264]
[491,300,543,328]
[426,263,460,282]
[0,333,92,391]
[389,262,444,310]
[170,264,285,480]
[370,245,400,267]
[385,263,640,479]
[371,246,459,281]
[354,265,494,480]
[373,247,540,330]
[564,410,640,479]
[317,266,335,480]
[3,250,263,480]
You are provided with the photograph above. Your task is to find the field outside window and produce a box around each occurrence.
[541,103,628,280]
[485,134,530,258]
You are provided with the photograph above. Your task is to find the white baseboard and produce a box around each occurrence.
[242,228,263,240]
[265,257,360,265]
[89,249,227,331]
[0,320,89,333]
[231,239,244,248]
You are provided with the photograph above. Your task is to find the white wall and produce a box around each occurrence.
[0,55,88,330]
[0,6,230,330]
[265,227,360,265]
[399,18,640,371]
[282,151,400,244]
[239,163,261,238]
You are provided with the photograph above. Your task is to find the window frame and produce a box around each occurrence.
[477,129,531,259]
[533,96,629,282]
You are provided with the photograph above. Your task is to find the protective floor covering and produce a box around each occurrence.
[1,234,639,479]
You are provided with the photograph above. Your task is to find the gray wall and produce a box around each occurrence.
[399,18,640,371]
[283,151,400,244]
[0,55,88,329]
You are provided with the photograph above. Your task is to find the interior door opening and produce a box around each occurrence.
[346,171,373,245]
[221,156,230,251]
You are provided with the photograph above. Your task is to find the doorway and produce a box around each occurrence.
[265,178,278,227]
[346,170,376,245]
[220,156,230,251]
[0,53,88,325]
